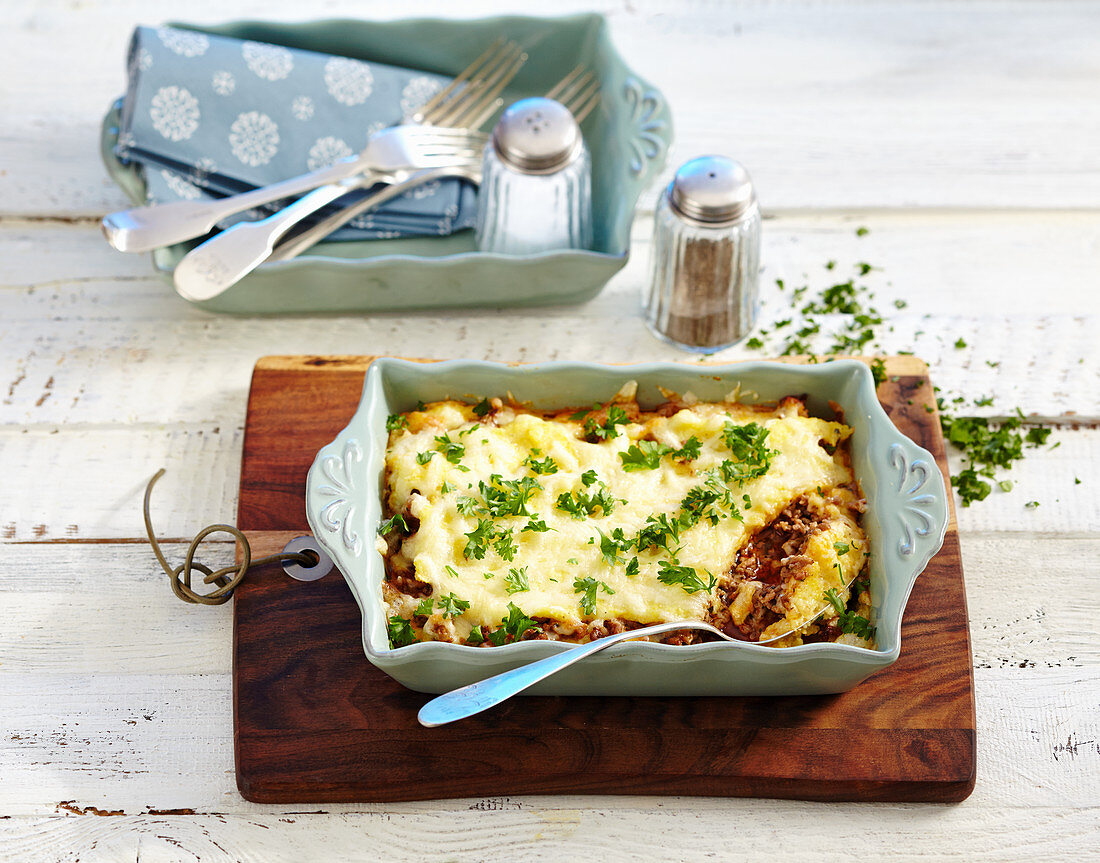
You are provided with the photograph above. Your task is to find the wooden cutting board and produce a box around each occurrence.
[234,355,975,803]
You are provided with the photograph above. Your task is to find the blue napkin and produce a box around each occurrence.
[115,26,478,240]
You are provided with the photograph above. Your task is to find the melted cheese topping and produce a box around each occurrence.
[382,394,865,644]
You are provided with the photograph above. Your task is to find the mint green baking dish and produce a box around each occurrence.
[304,359,949,696]
[100,14,672,314]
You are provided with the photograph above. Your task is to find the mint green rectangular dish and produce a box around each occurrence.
[100,14,672,314]
[305,359,949,697]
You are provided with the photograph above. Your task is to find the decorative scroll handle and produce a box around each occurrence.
[311,438,366,557]
[623,77,668,177]
[887,442,941,558]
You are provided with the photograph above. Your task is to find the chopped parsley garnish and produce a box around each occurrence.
[556,485,616,519]
[499,602,538,642]
[580,469,599,487]
[416,451,435,465]
[1025,500,1040,509]
[433,433,465,464]
[524,453,560,475]
[635,513,683,557]
[438,592,470,618]
[824,588,876,639]
[463,518,505,560]
[466,625,484,645]
[719,422,775,485]
[521,516,552,533]
[386,413,407,432]
[856,226,869,237]
[504,567,530,594]
[493,529,517,562]
[414,598,434,616]
[377,513,409,535]
[443,565,459,578]
[584,405,630,441]
[625,557,640,577]
[472,397,491,417]
[440,481,455,494]
[596,527,632,565]
[619,440,672,471]
[573,576,615,615]
[456,496,481,516]
[479,474,540,518]
[387,615,417,648]
[656,561,717,594]
[869,356,887,388]
[954,337,968,349]
[833,541,851,555]
[680,485,727,527]
[671,436,702,461]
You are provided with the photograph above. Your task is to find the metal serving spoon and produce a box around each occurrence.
[418,577,861,727]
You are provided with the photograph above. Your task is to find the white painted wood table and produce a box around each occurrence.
[1,1,1098,859]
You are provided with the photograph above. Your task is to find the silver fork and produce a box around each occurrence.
[265,68,603,265]
[419,573,862,727]
[103,39,525,254]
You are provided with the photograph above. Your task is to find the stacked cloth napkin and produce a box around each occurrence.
[115,26,478,240]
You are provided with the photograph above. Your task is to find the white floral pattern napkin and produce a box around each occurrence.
[116,26,478,240]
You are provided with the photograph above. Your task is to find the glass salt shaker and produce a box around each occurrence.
[475,97,592,255]
[643,156,761,352]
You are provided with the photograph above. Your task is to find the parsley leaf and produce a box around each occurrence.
[584,405,630,441]
[671,436,702,461]
[524,453,559,475]
[504,567,530,594]
[386,413,407,432]
[833,541,851,555]
[521,516,552,533]
[433,433,465,465]
[656,561,717,594]
[824,588,876,639]
[456,496,481,517]
[472,397,491,417]
[414,598,434,616]
[479,474,541,518]
[619,440,673,471]
[377,513,409,535]
[501,602,538,641]
[556,485,616,519]
[596,527,632,565]
[493,529,517,562]
[438,592,471,618]
[635,513,683,556]
[720,421,775,485]
[466,625,484,645]
[387,615,417,648]
[625,557,640,577]
[573,576,615,615]
[580,469,599,487]
[463,518,503,560]
[416,451,436,465]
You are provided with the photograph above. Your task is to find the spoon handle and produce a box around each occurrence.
[417,621,688,727]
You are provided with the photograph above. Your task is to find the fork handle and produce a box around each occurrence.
[101,158,364,253]
[172,178,365,302]
[417,620,691,727]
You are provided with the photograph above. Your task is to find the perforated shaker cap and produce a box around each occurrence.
[491,97,582,174]
[669,156,757,225]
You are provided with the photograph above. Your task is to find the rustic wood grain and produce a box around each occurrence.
[234,355,975,804]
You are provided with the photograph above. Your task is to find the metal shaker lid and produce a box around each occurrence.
[669,156,757,225]
[491,97,582,175]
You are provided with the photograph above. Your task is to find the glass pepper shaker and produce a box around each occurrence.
[475,97,592,255]
[643,156,761,352]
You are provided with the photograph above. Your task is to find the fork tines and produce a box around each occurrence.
[546,64,601,124]
[415,38,527,129]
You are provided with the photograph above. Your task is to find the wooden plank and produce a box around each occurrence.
[229,355,975,803]
[4,2,1100,215]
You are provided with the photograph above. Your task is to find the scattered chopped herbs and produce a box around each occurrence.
[416,451,436,465]
[443,565,459,578]
[440,481,455,494]
[500,602,538,642]
[856,226,869,236]
[386,413,407,432]
[463,518,505,560]
[573,576,615,615]
[456,496,481,516]
[596,527,632,565]
[524,453,560,475]
[504,567,530,594]
[472,397,491,417]
[556,485,616,519]
[584,405,630,441]
[433,433,466,464]
[656,561,717,594]
[580,469,599,487]
[974,395,994,407]
[625,557,640,577]
[998,480,1013,492]
[869,356,887,388]
[745,336,764,350]
[438,592,470,618]
[635,513,683,557]
[833,541,850,555]
[479,474,540,518]
[672,436,702,461]
[387,615,417,648]
[493,530,517,561]
[719,422,775,485]
[823,588,875,639]
[414,598,434,616]
[522,516,552,533]
[566,558,578,565]
[1025,500,1040,509]
[857,262,873,276]
[466,625,484,645]
[619,439,673,471]
[377,513,408,535]
[954,337,968,349]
